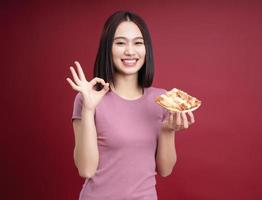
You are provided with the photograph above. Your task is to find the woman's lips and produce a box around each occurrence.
[121,59,138,66]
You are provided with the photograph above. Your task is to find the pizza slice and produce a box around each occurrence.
[155,88,201,112]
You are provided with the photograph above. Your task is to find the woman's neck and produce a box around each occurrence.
[110,73,143,99]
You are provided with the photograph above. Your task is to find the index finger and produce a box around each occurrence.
[90,77,106,86]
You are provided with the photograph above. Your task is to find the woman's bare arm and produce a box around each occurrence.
[67,61,109,179]
[72,107,99,179]
[156,111,195,177]
[156,129,177,177]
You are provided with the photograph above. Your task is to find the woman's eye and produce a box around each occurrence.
[115,41,144,45]
[116,42,125,45]
[135,42,144,45]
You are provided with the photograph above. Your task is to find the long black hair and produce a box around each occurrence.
[93,10,154,90]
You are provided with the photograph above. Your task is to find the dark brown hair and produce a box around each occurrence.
[93,10,154,90]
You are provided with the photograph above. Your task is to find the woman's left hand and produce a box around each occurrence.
[161,111,195,132]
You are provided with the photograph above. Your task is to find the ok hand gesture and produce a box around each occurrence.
[66,61,110,111]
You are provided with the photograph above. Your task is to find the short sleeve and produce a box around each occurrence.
[71,92,83,121]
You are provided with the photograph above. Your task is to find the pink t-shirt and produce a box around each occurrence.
[72,87,168,200]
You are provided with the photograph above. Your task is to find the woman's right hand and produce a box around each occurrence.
[66,61,110,111]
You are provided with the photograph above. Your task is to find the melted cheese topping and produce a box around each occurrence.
[156,88,201,111]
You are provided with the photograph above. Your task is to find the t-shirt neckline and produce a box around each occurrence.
[110,87,148,102]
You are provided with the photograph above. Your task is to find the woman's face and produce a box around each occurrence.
[112,21,146,75]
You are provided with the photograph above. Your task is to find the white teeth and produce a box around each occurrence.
[122,59,137,66]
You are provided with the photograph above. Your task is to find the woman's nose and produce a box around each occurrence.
[124,44,135,55]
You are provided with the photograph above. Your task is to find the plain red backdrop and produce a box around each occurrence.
[1,0,262,199]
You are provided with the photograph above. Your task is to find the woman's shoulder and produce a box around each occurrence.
[147,86,167,95]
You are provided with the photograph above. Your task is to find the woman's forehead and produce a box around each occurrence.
[114,21,143,38]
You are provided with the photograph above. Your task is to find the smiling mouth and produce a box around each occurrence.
[121,59,138,66]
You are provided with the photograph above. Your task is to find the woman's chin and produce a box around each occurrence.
[114,64,142,75]
[117,68,140,76]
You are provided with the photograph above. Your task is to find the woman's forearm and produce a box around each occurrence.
[74,106,99,178]
[156,129,177,177]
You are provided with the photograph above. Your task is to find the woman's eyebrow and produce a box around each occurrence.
[113,36,144,40]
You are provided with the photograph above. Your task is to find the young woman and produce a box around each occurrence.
[66,10,195,200]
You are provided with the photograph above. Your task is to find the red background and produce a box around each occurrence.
[2,0,262,199]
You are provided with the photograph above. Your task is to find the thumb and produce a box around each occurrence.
[161,112,169,123]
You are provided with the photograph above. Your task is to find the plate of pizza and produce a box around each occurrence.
[155,88,201,112]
